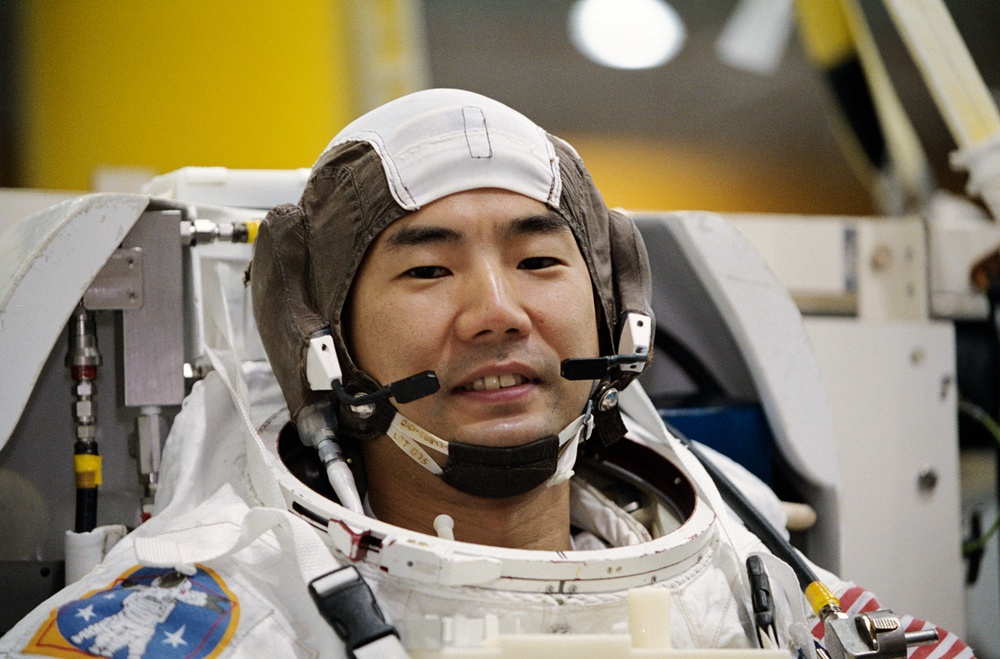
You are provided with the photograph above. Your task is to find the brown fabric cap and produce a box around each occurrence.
[250,132,653,445]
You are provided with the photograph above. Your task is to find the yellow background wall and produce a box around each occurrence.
[23,1,356,191]
[569,134,874,215]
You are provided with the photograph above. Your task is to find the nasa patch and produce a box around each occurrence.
[24,564,239,658]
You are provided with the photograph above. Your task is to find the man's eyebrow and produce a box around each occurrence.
[383,211,568,249]
[502,212,570,239]
[383,225,462,250]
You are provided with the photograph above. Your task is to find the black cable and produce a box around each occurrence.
[669,423,819,591]
[653,325,726,398]
[76,488,98,534]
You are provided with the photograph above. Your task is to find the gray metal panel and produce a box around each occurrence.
[122,211,185,407]
[633,213,758,402]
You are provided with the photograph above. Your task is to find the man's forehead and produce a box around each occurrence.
[372,189,571,248]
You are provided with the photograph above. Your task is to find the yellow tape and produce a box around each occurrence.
[794,0,854,68]
[244,220,261,244]
[805,581,840,616]
[74,454,102,488]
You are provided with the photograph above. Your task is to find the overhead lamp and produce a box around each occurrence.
[569,0,686,70]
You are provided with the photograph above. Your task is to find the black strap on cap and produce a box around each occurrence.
[308,566,398,656]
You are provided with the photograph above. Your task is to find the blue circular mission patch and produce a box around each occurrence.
[25,565,239,659]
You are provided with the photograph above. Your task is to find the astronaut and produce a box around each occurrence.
[70,571,219,659]
[1,88,971,658]
[246,87,969,657]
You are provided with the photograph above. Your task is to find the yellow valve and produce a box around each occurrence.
[74,454,102,488]
[805,580,841,617]
[244,219,261,244]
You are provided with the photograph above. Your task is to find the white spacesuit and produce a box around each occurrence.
[0,89,968,659]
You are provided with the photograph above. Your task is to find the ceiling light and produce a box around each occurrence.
[569,0,686,70]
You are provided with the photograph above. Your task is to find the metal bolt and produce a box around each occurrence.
[599,388,620,411]
[179,220,194,245]
[193,219,218,245]
[352,403,376,419]
[74,399,94,420]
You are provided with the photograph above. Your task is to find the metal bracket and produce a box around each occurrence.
[83,247,144,310]
[121,210,185,407]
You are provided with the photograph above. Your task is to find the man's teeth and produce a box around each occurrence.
[465,374,526,391]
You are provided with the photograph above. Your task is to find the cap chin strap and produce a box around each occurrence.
[385,408,594,498]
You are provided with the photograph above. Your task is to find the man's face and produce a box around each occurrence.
[348,188,600,448]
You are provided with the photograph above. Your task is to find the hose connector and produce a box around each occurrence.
[806,580,842,620]
[297,401,363,514]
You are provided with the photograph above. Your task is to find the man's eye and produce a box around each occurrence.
[518,257,560,270]
[405,265,450,279]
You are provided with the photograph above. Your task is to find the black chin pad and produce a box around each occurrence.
[441,435,559,498]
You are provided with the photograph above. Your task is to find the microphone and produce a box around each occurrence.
[332,370,440,406]
[560,354,648,381]
[561,312,653,381]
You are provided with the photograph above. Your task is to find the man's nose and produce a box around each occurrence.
[455,265,531,342]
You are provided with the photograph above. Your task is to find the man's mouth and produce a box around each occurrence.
[461,373,529,391]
